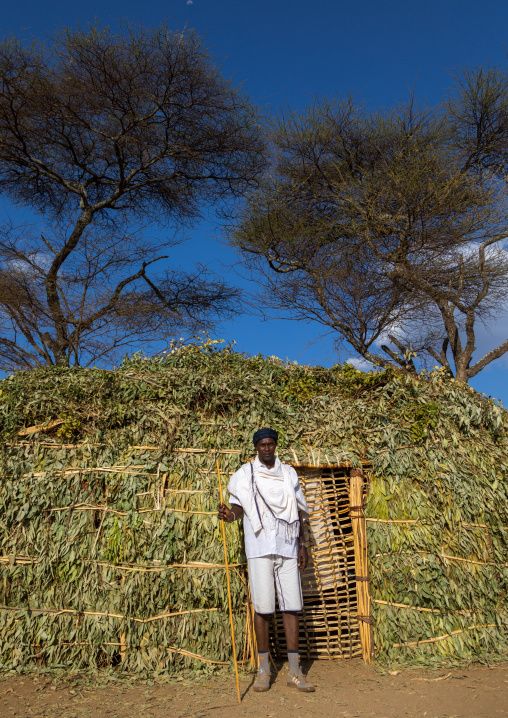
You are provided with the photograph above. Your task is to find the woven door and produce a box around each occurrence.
[270,466,362,660]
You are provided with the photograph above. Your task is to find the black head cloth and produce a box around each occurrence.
[253,428,279,446]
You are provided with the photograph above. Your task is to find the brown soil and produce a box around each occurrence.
[1,660,507,718]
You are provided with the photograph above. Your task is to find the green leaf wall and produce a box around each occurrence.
[0,345,506,671]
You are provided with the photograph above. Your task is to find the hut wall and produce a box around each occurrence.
[1,349,507,670]
[0,445,250,673]
[366,442,508,665]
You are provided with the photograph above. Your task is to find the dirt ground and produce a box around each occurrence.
[1,660,507,718]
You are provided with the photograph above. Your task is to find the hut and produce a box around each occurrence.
[0,339,507,673]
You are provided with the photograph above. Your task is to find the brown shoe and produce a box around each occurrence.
[253,672,271,692]
[287,672,315,692]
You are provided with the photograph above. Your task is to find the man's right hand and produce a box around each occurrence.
[217,503,231,522]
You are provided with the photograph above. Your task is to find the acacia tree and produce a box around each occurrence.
[231,96,508,383]
[0,22,265,368]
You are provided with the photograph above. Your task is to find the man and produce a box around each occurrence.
[218,427,315,693]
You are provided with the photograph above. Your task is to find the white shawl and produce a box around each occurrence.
[228,457,307,536]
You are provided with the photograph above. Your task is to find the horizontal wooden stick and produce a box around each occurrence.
[22,464,358,480]
[372,550,507,567]
[30,640,231,664]
[367,518,508,531]
[96,559,247,569]
[376,440,442,455]
[440,553,506,567]
[461,522,508,530]
[174,448,242,454]
[9,442,242,455]
[136,489,207,496]
[366,518,418,524]
[0,556,247,571]
[7,442,104,448]
[130,447,243,455]
[8,440,375,466]
[374,599,507,615]
[289,461,369,469]
[393,624,498,648]
[24,467,153,478]
[95,560,247,572]
[0,605,219,622]
[47,504,216,516]
[374,599,442,614]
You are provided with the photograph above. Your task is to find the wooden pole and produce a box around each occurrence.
[349,468,374,663]
[245,581,258,671]
[217,460,242,704]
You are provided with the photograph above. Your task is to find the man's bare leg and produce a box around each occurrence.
[282,610,299,651]
[252,612,271,691]
[282,611,314,691]
[254,611,271,652]
[283,611,301,674]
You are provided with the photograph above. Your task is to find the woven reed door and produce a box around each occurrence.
[270,466,363,660]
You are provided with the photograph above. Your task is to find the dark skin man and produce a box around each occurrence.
[218,437,308,654]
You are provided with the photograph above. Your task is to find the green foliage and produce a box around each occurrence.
[281,373,322,402]
[56,414,82,440]
[332,363,396,397]
[0,340,506,673]
[404,402,441,443]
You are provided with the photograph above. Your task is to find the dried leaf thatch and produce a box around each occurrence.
[0,341,507,672]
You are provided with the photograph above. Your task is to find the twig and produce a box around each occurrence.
[413,673,452,682]
[393,624,497,648]
[90,507,107,558]
[0,605,218,622]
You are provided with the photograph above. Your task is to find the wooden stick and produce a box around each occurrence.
[217,459,242,704]
[0,556,247,571]
[374,599,508,615]
[366,518,418,524]
[30,640,231,664]
[349,469,374,663]
[392,624,497,648]
[0,604,218,622]
[246,583,258,671]
[367,518,508,531]
[47,504,216,516]
[18,419,64,436]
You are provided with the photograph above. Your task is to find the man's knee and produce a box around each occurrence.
[255,611,273,620]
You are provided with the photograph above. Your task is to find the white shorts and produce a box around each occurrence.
[248,555,303,614]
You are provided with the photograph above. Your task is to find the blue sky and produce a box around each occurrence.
[2,1,508,403]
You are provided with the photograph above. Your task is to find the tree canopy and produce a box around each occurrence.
[0,22,265,368]
[230,92,508,382]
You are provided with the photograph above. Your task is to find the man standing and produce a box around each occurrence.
[218,428,315,693]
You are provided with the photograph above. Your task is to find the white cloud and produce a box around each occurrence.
[372,318,406,348]
[346,356,375,371]
[6,251,52,276]
[469,309,508,370]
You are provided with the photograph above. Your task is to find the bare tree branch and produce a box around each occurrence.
[0,22,265,368]
[230,93,508,382]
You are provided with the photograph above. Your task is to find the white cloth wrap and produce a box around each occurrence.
[247,555,303,613]
[228,457,309,539]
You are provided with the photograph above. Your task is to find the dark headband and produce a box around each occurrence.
[253,428,278,446]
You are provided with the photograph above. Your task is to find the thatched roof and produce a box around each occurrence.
[1,341,507,670]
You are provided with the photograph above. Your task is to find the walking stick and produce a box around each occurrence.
[216,459,242,704]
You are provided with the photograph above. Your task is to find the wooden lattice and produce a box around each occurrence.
[271,466,363,660]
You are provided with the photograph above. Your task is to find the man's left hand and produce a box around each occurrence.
[297,544,308,571]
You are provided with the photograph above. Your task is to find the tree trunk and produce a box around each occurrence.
[454,363,469,383]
